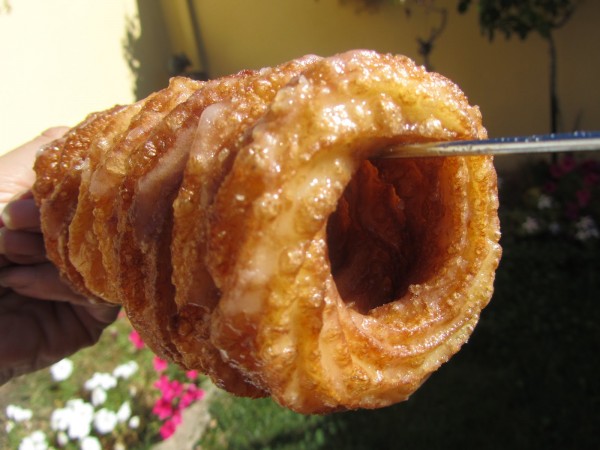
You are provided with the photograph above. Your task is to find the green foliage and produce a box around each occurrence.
[201,396,335,450]
[500,155,600,242]
[457,0,581,40]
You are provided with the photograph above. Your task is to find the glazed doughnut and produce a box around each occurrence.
[33,50,501,414]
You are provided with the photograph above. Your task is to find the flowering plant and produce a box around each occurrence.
[3,317,206,450]
[502,155,600,242]
[146,348,205,440]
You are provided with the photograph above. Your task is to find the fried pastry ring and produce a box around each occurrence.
[33,50,501,414]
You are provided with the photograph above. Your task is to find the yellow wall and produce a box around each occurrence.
[2,0,598,164]
[187,0,600,142]
[0,0,171,153]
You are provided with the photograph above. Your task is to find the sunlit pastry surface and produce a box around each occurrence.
[33,50,501,414]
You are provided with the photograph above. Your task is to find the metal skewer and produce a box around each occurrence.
[378,131,600,158]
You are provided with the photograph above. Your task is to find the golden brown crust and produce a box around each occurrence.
[169,55,320,396]
[206,50,499,412]
[108,77,202,361]
[35,108,121,301]
[67,103,144,301]
[33,50,501,414]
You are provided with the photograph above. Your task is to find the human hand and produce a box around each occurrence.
[0,128,120,385]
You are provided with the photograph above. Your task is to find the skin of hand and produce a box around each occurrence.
[0,128,120,385]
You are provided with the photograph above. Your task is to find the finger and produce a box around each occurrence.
[0,256,12,295]
[0,190,34,229]
[0,255,10,268]
[0,290,118,383]
[0,263,85,303]
[1,197,41,231]
[40,127,70,140]
[0,228,47,264]
[73,302,121,327]
[3,127,69,161]
[0,127,69,209]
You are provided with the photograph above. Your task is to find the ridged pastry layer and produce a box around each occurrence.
[33,50,501,414]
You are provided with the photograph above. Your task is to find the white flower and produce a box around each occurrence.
[90,387,107,407]
[56,431,69,447]
[575,216,599,241]
[116,401,132,423]
[67,398,94,414]
[537,194,553,209]
[522,216,540,234]
[67,415,93,440]
[84,372,117,391]
[114,442,126,450]
[93,408,118,435]
[5,420,15,433]
[50,408,70,432]
[128,416,140,429]
[50,358,74,382]
[6,404,33,422]
[51,399,94,440]
[18,430,48,450]
[113,361,139,380]
[79,436,102,450]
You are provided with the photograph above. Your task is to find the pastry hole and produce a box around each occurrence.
[326,158,447,314]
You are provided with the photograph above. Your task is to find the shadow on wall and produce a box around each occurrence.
[122,0,172,101]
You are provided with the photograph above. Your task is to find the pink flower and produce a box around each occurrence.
[154,376,184,403]
[185,370,198,380]
[550,155,576,179]
[560,155,576,173]
[188,384,205,401]
[179,394,193,410]
[549,163,563,179]
[159,421,176,440]
[154,374,170,390]
[167,381,183,403]
[153,356,168,373]
[544,181,557,193]
[152,397,174,420]
[159,411,183,440]
[159,419,176,440]
[581,159,600,173]
[128,330,144,350]
[179,385,205,409]
[172,410,182,426]
[565,202,580,220]
[576,189,591,207]
[549,163,565,179]
[584,172,599,187]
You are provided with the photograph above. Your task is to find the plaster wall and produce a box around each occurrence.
[189,0,600,140]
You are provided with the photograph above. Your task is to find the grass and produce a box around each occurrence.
[199,229,600,449]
